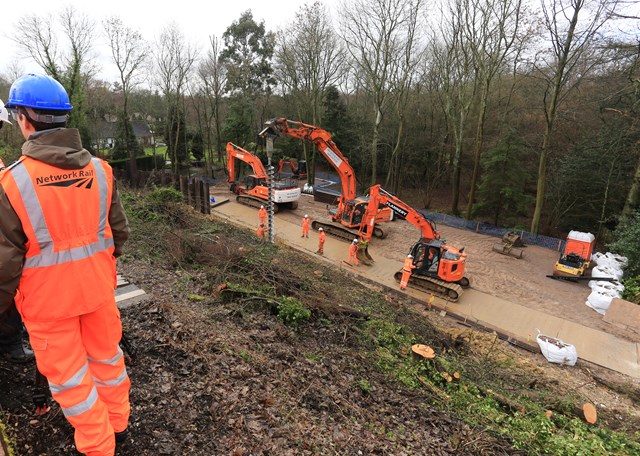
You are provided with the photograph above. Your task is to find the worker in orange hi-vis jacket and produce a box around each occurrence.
[257,223,265,239]
[400,254,416,289]
[347,238,359,266]
[301,214,310,238]
[258,205,267,225]
[316,227,326,254]
[1,75,130,455]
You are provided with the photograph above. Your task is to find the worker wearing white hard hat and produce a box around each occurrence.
[347,238,359,266]
[317,226,326,254]
[258,205,267,225]
[0,98,12,130]
[400,253,417,290]
[0,99,10,169]
[301,213,311,238]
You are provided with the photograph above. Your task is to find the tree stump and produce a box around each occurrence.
[411,344,435,362]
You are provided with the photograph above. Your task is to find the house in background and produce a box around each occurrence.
[92,119,154,151]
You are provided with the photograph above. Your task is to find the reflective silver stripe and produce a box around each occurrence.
[92,368,129,388]
[49,362,89,394]
[88,346,123,366]
[10,164,53,250]
[24,237,114,268]
[10,159,113,269]
[92,157,109,241]
[62,386,99,418]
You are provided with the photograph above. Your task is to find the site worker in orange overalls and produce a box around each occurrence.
[0,74,131,456]
[400,254,416,290]
[347,238,359,266]
[0,98,34,364]
[301,214,310,238]
[258,205,267,226]
[257,223,266,238]
[316,227,326,254]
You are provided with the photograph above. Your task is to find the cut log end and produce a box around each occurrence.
[411,344,435,360]
[583,403,597,424]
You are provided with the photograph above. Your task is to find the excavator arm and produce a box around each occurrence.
[361,185,439,241]
[261,118,357,200]
[226,142,269,183]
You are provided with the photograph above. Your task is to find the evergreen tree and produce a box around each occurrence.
[166,105,188,167]
[473,130,532,226]
[112,111,143,160]
[190,131,205,162]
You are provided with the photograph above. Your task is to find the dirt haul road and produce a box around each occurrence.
[209,184,639,346]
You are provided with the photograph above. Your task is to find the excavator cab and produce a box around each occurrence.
[244,175,263,191]
[339,200,367,227]
[410,239,467,285]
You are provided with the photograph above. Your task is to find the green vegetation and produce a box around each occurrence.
[277,296,311,328]
[473,130,532,226]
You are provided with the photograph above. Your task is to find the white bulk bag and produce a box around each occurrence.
[602,252,628,270]
[536,331,578,366]
[585,290,616,315]
[592,265,624,280]
[588,280,624,296]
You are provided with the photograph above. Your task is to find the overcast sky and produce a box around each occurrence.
[1,0,340,85]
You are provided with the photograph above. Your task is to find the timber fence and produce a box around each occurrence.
[113,168,211,216]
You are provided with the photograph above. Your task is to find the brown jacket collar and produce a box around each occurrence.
[22,128,91,170]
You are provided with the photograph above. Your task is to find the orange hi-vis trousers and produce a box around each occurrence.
[400,269,412,289]
[24,303,130,456]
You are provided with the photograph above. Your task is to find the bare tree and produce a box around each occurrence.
[275,1,346,184]
[384,0,425,193]
[155,23,197,173]
[340,0,417,186]
[198,35,227,164]
[12,7,95,142]
[530,0,619,233]
[463,0,527,220]
[432,0,477,214]
[104,16,148,177]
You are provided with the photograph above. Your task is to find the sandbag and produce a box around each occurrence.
[592,265,623,280]
[536,331,578,366]
[586,290,616,315]
[588,280,624,295]
[592,251,628,270]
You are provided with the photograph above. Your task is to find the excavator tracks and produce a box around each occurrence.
[236,195,280,213]
[394,271,465,302]
[310,221,386,241]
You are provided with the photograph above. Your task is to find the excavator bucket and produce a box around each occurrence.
[357,242,374,266]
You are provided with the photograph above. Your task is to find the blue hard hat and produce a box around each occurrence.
[5,74,72,111]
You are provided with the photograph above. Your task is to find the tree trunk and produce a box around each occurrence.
[385,112,405,190]
[465,80,490,220]
[370,107,383,187]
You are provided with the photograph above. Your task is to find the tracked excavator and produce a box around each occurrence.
[226,142,301,212]
[260,118,392,242]
[361,185,470,301]
[278,158,307,179]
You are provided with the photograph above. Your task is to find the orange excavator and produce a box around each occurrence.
[278,158,307,179]
[361,185,470,300]
[226,142,301,212]
[260,118,392,242]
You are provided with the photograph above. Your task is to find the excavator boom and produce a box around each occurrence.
[226,142,301,211]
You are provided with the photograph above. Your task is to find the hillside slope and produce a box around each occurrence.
[1,188,638,455]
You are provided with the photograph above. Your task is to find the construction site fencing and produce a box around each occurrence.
[420,211,566,252]
[113,168,211,216]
